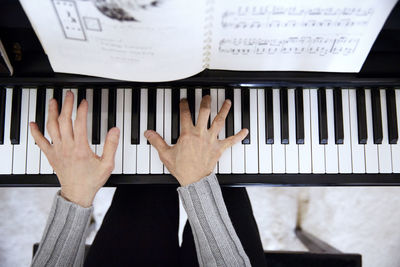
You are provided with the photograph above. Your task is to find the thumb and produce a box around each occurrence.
[221,128,248,150]
[102,127,120,166]
[145,130,169,153]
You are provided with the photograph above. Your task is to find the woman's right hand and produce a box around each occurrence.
[145,95,248,186]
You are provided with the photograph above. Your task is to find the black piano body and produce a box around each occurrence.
[0,0,400,187]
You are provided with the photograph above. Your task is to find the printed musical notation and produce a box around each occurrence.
[218,37,360,56]
[221,6,374,29]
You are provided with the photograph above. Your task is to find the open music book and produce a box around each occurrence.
[20,0,397,82]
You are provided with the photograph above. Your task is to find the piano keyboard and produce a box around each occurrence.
[1,87,400,176]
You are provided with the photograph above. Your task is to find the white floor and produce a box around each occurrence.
[1,186,400,267]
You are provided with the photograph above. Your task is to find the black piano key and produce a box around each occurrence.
[371,89,383,144]
[202,88,210,96]
[187,88,195,125]
[280,88,289,144]
[225,88,234,137]
[202,88,211,128]
[0,88,6,144]
[386,88,398,144]
[356,88,368,144]
[53,87,63,114]
[265,88,274,144]
[317,88,328,145]
[241,89,250,144]
[171,89,180,144]
[147,89,157,144]
[35,87,46,135]
[131,89,140,145]
[333,88,344,144]
[92,89,101,145]
[10,88,22,144]
[108,89,116,131]
[77,88,86,106]
[295,88,304,144]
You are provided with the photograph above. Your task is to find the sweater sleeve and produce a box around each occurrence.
[177,173,251,267]
[31,191,93,267]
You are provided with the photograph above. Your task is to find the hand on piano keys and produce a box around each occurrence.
[144,95,248,186]
[29,90,120,208]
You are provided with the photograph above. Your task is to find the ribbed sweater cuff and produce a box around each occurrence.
[177,173,251,267]
[32,191,93,267]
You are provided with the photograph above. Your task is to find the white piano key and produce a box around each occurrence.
[13,88,30,174]
[195,88,202,124]
[325,89,339,174]
[151,89,164,174]
[210,89,218,173]
[86,89,96,153]
[40,88,54,174]
[272,88,285,173]
[349,89,365,173]
[210,89,218,127]
[71,88,78,122]
[286,88,299,174]
[217,88,231,174]
[180,88,187,99]
[338,89,353,173]
[392,89,400,173]
[0,88,13,174]
[310,89,325,174]
[112,89,124,174]
[27,89,41,174]
[137,89,150,174]
[164,89,172,174]
[378,89,392,173]
[96,89,108,157]
[299,89,312,173]
[123,89,136,174]
[364,89,379,173]
[245,89,258,173]
[232,88,244,173]
[257,89,272,173]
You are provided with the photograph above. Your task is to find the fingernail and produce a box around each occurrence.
[144,130,150,138]
[226,99,231,105]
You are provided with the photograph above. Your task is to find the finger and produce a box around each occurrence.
[144,130,169,153]
[74,99,88,146]
[221,128,249,150]
[58,90,74,142]
[30,122,52,154]
[46,98,61,144]
[180,99,194,132]
[101,127,120,168]
[210,99,231,136]
[196,95,211,130]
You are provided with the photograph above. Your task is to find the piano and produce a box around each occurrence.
[1,0,400,186]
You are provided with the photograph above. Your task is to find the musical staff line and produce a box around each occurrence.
[218,37,360,56]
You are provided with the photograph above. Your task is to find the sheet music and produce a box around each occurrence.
[209,0,397,72]
[19,0,205,82]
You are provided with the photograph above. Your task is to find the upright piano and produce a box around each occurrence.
[1,0,400,186]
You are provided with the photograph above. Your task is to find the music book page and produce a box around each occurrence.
[19,0,205,82]
[209,0,397,72]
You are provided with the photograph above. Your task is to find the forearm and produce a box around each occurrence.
[178,173,251,267]
[31,191,92,267]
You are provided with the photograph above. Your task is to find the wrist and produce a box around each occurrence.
[60,187,96,208]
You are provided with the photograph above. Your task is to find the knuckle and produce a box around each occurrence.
[104,161,114,172]
[215,115,225,124]
[58,115,69,124]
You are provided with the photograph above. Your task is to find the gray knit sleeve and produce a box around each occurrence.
[31,191,93,267]
[177,173,251,267]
